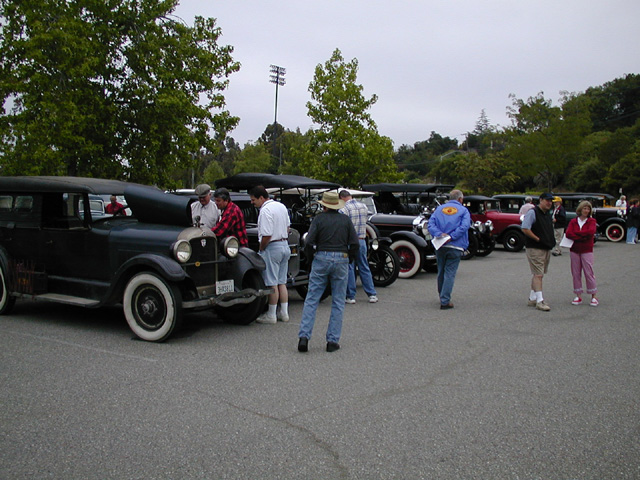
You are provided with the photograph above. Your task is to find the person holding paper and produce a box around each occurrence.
[427,189,471,309]
[565,200,598,307]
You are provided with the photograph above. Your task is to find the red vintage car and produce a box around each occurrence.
[463,195,526,252]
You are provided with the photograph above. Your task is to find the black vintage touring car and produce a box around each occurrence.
[0,177,270,342]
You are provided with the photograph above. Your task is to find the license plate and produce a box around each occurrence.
[216,279,234,295]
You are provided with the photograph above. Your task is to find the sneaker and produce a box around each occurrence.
[345,298,356,304]
[571,297,582,306]
[277,312,290,322]
[255,313,277,324]
[590,298,599,307]
[368,295,378,303]
[527,299,537,307]
[536,301,551,311]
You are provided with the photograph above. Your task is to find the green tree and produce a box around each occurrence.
[301,48,400,187]
[0,0,239,186]
[233,142,272,174]
[455,152,519,196]
[504,92,591,190]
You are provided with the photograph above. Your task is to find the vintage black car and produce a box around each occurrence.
[216,173,400,291]
[363,183,490,278]
[555,192,624,242]
[0,177,270,342]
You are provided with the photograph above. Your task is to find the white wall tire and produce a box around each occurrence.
[123,272,182,342]
[0,261,16,315]
[391,240,422,278]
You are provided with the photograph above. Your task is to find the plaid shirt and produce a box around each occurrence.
[340,198,368,238]
[213,201,248,247]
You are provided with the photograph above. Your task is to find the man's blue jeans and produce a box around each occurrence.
[299,251,349,344]
[627,226,638,244]
[347,239,377,299]
[436,247,463,306]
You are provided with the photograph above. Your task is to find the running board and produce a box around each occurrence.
[20,293,101,307]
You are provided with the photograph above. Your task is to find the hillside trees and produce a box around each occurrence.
[0,0,239,187]
[503,92,591,190]
[301,48,400,186]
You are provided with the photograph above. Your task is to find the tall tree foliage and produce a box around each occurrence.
[0,0,239,186]
[301,48,400,187]
[504,92,591,190]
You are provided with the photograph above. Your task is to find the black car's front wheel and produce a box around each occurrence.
[391,240,422,278]
[368,244,400,287]
[123,272,182,342]
[604,223,625,242]
[462,231,479,260]
[217,270,268,324]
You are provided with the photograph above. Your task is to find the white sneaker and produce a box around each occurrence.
[256,313,277,324]
[277,312,290,322]
[368,295,378,303]
[536,301,551,312]
[345,298,356,304]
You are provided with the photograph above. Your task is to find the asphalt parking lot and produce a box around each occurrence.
[1,241,639,479]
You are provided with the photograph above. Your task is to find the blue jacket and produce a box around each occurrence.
[427,200,471,249]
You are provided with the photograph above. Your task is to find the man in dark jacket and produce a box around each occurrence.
[298,191,359,353]
[521,192,556,311]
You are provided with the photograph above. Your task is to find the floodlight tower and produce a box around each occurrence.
[269,65,286,165]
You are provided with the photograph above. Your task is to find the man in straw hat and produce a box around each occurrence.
[298,191,359,353]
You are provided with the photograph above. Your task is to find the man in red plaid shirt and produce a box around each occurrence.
[212,188,249,247]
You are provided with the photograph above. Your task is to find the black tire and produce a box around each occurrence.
[295,283,331,301]
[0,260,16,315]
[368,244,400,287]
[604,222,625,242]
[391,240,422,278]
[123,272,182,342]
[503,230,525,252]
[462,231,478,260]
[475,236,496,257]
[217,271,267,324]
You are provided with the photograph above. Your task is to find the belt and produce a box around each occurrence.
[270,238,288,242]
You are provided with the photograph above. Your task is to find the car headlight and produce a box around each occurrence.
[485,220,494,232]
[222,236,240,258]
[474,220,485,233]
[420,222,432,240]
[370,238,379,251]
[173,239,192,263]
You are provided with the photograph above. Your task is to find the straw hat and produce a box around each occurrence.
[318,191,345,210]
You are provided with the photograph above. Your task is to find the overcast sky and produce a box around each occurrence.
[173,0,639,149]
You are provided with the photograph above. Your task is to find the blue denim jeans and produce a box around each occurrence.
[627,226,638,244]
[347,239,377,299]
[299,251,349,344]
[436,247,463,306]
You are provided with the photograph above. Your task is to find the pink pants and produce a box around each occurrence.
[570,251,597,294]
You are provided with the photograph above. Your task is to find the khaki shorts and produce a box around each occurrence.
[526,248,551,275]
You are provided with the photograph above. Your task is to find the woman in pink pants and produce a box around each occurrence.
[565,201,598,306]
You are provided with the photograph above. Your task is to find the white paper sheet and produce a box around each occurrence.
[560,234,574,248]
[432,235,451,250]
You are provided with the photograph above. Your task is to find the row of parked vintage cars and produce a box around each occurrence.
[0,175,628,342]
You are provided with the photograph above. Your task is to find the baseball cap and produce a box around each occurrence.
[539,193,554,201]
[195,184,211,197]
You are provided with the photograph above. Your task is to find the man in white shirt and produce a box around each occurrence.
[191,184,219,229]
[249,186,291,324]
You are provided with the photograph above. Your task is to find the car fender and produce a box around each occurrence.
[599,217,624,229]
[389,231,428,249]
[227,248,266,286]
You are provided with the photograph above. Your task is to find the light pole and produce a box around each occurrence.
[269,65,286,166]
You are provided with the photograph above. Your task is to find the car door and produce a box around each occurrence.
[39,192,111,297]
